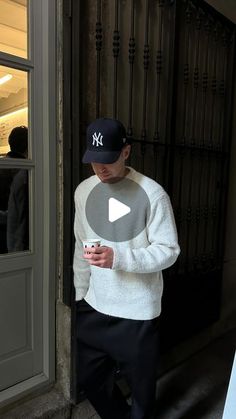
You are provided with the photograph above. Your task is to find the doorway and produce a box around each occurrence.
[63,0,235,401]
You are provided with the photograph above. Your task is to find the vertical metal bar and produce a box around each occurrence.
[127,0,135,140]
[213,24,222,151]
[154,0,164,142]
[180,4,191,145]
[211,169,217,266]
[216,29,233,265]
[190,10,201,147]
[200,16,211,148]
[113,0,120,119]
[185,10,201,272]
[203,23,218,261]
[141,0,150,142]
[202,36,213,262]
[176,2,192,273]
[153,0,164,181]
[218,30,228,151]
[166,0,178,196]
[209,24,218,147]
[201,17,213,269]
[195,15,211,268]
[210,26,223,264]
[208,25,222,265]
[223,30,235,155]
[140,0,150,172]
[95,0,102,118]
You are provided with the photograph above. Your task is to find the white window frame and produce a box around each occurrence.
[0,0,56,406]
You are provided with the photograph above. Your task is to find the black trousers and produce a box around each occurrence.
[76,300,160,419]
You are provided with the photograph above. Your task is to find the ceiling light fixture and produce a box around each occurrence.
[0,74,13,85]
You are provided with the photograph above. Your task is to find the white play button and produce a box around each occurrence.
[85,178,150,242]
[108,197,131,222]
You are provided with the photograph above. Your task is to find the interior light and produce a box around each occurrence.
[0,107,28,120]
[0,74,13,85]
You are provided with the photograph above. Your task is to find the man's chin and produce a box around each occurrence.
[97,174,117,183]
[100,176,123,184]
[100,177,114,183]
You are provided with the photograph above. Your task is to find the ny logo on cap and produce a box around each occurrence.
[92,132,103,147]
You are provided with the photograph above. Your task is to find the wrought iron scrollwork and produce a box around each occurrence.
[95,0,103,117]
[127,0,136,140]
[113,0,120,118]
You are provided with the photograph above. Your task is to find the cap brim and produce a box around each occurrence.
[82,150,121,164]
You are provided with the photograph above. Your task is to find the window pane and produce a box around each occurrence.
[0,65,28,157]
[0,0,28,58]
[0,167,30,254]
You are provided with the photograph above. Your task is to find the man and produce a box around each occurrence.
[0,126,28,253]
[7,125,28,159]
[73,118,180,419]
[7,125,29,252]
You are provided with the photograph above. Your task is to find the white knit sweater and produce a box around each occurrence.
[73,167,180,320]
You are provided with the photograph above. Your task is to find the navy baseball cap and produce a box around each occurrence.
[82,118,127,164]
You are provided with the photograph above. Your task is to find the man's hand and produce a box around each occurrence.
[83,246,114,269]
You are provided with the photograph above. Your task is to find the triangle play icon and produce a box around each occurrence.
[108,197,131,223]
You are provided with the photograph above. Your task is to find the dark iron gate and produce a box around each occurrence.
[63,0,235,398]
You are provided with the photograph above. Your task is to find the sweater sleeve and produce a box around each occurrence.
[112,193,180,273]
[73,191,91,300]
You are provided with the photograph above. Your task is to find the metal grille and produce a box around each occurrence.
[69,0,235,347]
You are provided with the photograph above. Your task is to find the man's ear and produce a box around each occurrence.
[123,144,131,160]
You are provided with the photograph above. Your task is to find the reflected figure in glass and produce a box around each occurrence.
[0,126,29,253]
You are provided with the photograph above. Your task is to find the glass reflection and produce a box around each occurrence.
[0,126,29,253]
[0,65,28,156]
[0,0,28,58]
[7,168,29,252]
